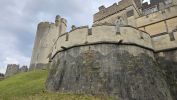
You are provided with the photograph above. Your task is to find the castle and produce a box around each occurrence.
[5,64,28,77]
[30,0,177,99]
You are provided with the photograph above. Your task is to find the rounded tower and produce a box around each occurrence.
[30,15,68,70]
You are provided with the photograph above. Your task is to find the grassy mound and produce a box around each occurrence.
[0,70,113,100]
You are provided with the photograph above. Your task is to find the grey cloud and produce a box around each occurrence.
[0,0,120,73]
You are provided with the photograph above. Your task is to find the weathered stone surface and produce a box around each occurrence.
[0,73,4,80]
[155,50,177,100]
[20,66,28,72]
[46,44,172,100]
[5,64,19,77]
[29,63,48,71]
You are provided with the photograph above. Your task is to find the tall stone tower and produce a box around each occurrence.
[29,15,67,70]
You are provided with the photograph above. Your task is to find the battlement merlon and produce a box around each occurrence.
[55,15,67,27]
[37,15,67,36]
[93,0,143,23]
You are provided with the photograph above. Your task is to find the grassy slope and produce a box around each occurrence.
[0,70,113,100]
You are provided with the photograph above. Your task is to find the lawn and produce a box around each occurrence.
[0,70,114,100]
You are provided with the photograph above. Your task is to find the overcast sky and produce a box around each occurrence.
[0,0,150,74]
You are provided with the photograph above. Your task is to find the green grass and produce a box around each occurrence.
[0,70,114,100]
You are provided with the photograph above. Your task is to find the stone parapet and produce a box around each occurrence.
[137,5,177,28]
[93,0,133,22]
[51,24,152,59]
[152,31,177,52]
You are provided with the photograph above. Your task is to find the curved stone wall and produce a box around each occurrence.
[46,44,172,100]
[51,24,153,59]
[29,22,51,70]
[155,50,177,100]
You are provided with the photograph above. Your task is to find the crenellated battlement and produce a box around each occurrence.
[48,20,177,60]
[94,0,134,22]
[28,1,177,99]
[152,31,177,52]
[30,0,177,72]
[50,24,154,59]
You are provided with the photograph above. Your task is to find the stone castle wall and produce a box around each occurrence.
[94,0,177,37]
[46,44,173,100]
[137,5,177,36]
[152,32,177,52]
[45,19,176,99]
[93,0,138,22]
[94,5,139,27]
[29,0,177,99]
[155,50,177,100]
[50,24,153,59]
[5,64,29,77]
[5,64,19,77]
[0,73,4,80]
[30,0,177,71]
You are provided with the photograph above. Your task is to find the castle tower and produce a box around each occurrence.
[55,15,67,36]
[29,15,67,70]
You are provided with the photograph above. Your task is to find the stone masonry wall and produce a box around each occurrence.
[46,44,173,100]
[137,5,177,35]
[152,31,177,52]
[5,64,28,77]
[0,73,4,80]
[5,64,19,77]
[155,50,177,100]
[93,0,134,22]
[51,24,153,59]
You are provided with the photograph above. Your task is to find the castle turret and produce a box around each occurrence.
[29,15,67,70]
[29,22,51,70]
[55,15,67,36]
[55,15,61,26]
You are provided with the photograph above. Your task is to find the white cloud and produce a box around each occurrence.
[0,32,30,73]
[143,0,150,3]
[0,0,122,74]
